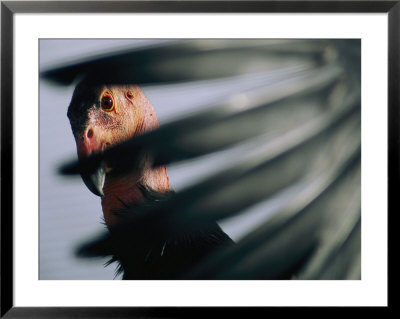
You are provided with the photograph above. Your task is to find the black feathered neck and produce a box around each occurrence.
[78,183,234,280]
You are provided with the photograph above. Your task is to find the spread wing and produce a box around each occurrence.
[43,39,361,280]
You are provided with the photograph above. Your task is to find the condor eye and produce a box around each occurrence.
[101,93,114,111]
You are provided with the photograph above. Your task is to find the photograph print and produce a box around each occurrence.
[39,39,361,280]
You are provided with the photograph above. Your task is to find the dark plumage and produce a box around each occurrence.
[78,184,234,280]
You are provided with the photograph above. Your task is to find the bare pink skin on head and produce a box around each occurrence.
[72,84,170,227]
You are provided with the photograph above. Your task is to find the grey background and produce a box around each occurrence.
[39,39,300,279]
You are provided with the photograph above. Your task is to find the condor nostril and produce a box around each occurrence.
[77,127,101,159]
[87,128,94,139]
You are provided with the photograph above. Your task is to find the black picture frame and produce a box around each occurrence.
[1,1,395,317]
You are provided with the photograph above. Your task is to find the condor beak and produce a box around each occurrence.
[76,126,107,197]
[80,159,106,197]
